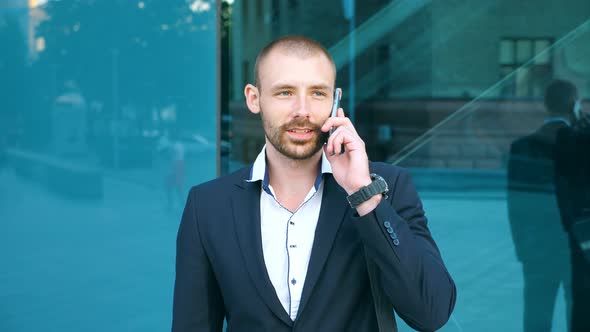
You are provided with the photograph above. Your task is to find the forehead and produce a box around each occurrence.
[258,49,335,88]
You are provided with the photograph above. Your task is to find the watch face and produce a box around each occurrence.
[371,173,388,194]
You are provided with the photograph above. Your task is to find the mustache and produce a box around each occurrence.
[282,120,321,131]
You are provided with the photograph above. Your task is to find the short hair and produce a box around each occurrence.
[544,79,578,115]
[253,35,336,89]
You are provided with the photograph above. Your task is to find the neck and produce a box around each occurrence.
[265,144,322,195]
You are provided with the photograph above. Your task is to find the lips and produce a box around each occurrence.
[288,128,313,133]
[285,127,316,141]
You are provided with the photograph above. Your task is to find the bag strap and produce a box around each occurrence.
[365,250,397,332]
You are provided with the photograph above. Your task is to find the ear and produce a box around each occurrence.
[244,84,261,115]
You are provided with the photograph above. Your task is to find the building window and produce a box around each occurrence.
[499,37,553,97]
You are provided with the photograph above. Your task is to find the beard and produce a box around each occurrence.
[260,108,326,160]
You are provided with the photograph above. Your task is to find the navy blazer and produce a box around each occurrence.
[172,162,456,332]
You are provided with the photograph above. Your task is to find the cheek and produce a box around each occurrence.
[260,102,289,124]
[260,111,282,134]
[312,101,332,119]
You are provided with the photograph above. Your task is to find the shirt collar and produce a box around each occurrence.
[544,117,571,126]
[246,145,332,195]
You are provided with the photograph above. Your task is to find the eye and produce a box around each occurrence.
[277,90,292,97]
[312,91,326,97]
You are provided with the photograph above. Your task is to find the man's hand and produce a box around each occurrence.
[321,107,382,215]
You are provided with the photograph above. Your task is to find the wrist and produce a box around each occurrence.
[345,176,372,195]
[346,173,389,209]
[355,194,383,217]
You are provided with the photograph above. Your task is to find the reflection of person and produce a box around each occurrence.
[157,131,185,209]
[52,80,88,156]
[553,81,590,332]
[507,79,574,331]
[172,35,456,331]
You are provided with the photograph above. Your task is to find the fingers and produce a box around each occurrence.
[326,129,345,155]
[321,108,357,135]
[325,126,363,156]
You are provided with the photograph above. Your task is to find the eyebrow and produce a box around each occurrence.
[270,84,296,92]
[308,84,331,91]
[269,84,331,92]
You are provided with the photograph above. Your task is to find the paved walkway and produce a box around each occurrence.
[0,166,569,331]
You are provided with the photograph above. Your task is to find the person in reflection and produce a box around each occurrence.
[157,129,186,210]
[172,35,456,331]
[553,81,590,332]
[507,79,576,331]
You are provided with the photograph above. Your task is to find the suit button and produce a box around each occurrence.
[386,227,394,234]
[393,239,400,246]
[390,233,397,240]
[384,221,391,228]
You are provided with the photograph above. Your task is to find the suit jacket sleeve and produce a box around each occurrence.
[172,187,225,332]
[554,128,576,231]
[352,167,456,331]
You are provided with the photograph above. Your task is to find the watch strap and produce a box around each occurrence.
[346,173,388,208]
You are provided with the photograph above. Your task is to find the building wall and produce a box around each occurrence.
[430,0,590,97]
[226,0,590,171]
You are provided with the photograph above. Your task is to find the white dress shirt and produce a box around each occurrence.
[246,146,332,320]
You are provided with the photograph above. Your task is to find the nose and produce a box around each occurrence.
[292,94,310,118]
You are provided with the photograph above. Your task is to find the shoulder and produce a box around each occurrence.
[189,166,251,197]
[368,162,424,208]
[509,132,544,154]
[510,135,530,150]
[369,161,412,187]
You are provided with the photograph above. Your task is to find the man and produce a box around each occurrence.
[172,35,456,331]
[553,81,590,332]
[507,79,574,331]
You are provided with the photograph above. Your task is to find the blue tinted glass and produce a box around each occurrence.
[222,1,590,331]
[1,0,217,331]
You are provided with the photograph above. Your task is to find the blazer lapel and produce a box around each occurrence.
[231,178,293,326]
[297,174,349,318]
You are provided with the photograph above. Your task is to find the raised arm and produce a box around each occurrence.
[353,168,456,331]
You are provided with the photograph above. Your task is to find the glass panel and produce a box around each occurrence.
[515,67,531,97]
[222,1,590,331]
[500,39,515,64]
[516,39,533,64]
[500,65,516,96]
[534,39,551,64]
[1,0,218,331]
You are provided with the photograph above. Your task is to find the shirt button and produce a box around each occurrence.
[290,221,295,225]
[289,244,297,248]
[291,279,297,285]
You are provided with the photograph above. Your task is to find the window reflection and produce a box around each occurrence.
[221,1,590,331]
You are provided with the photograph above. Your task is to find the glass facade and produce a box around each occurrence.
[0,0,217,331]
[221,1,590,331]
[2,0,590,331]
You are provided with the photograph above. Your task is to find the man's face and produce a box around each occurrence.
[253,50,336,160]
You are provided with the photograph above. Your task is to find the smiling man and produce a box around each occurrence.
[172,35,456,332]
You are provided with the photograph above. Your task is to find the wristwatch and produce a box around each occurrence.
[346,173,389,208]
